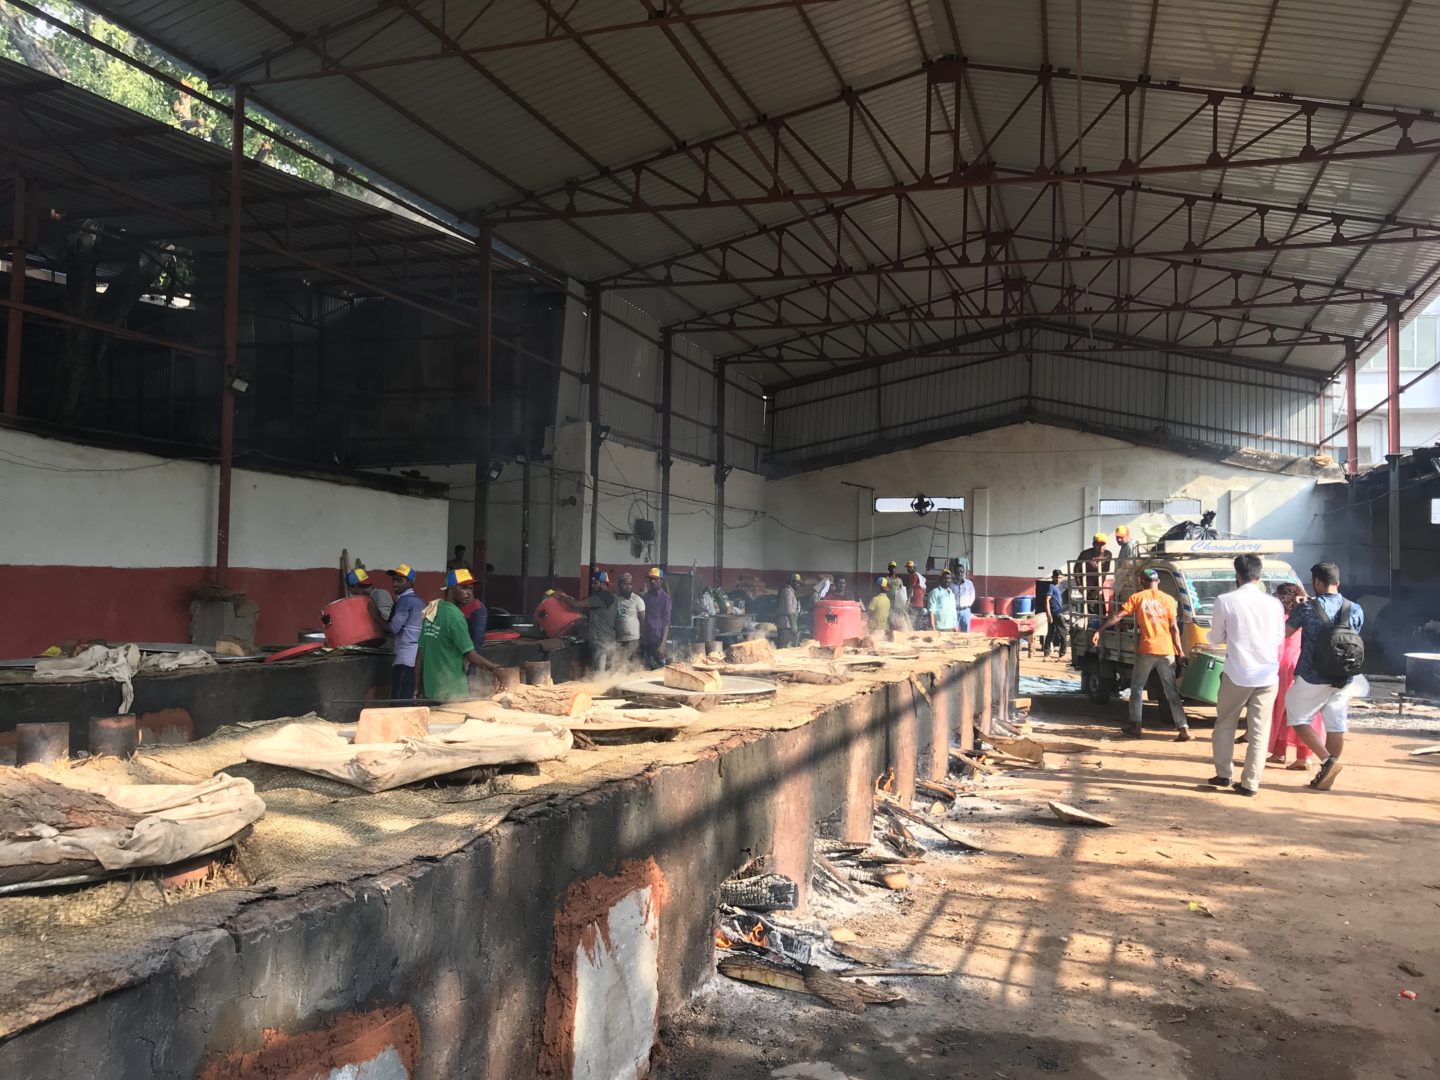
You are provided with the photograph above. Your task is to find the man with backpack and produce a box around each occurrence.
[1283,562,1365,791]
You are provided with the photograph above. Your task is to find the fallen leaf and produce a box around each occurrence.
[1188,901,1217,919]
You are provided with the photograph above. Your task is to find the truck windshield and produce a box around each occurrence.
[1184,570,1300,619]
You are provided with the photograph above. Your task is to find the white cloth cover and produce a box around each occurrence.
[242,718,572,793]
[32,645,216,712]
[0,772,264,873]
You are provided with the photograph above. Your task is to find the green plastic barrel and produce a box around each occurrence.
[1179,651,1225,704]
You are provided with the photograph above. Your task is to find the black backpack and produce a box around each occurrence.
[1311,598,1364,686]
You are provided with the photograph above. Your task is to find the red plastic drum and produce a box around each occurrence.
[322,596,382,647]
[535,596,584,638]
[813,599,864,645]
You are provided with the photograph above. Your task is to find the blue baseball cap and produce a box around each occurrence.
[445,568,475,588]
[345,569,371,587]
[1142,568,1160,581]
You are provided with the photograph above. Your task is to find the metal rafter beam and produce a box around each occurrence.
[491,59,1440,221]
[717,272,1353,361]
[598,176,1440,289]
[649,217,1430,333]
[743,320,1341,389]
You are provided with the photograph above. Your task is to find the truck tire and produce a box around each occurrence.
[1083,663,1116,705]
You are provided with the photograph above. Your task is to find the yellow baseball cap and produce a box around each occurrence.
[389,564,415,581]
[445,568,474,588]
[1093,533,1108,545]
[647,566,663,578]
[1115,525,1130,539]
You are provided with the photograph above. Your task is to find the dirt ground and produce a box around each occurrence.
[658,654,1440,1080]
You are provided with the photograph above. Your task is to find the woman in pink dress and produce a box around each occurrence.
[1267,583,1324,769]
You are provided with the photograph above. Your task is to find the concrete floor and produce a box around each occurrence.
[659,655,1440,1080]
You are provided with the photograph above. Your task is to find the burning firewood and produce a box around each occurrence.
[812,853,858,898]
[917,779,957,803]
[846,868,910,890]
[663,663,725,693]
[949,749,998,775]
[718,872,799,912]
[717,955,898,1012]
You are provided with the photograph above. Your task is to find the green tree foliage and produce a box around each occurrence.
[0,0,342,186]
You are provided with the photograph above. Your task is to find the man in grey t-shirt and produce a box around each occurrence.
[560,571,620,673]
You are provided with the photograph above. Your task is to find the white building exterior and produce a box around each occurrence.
[1331,297,1440,467]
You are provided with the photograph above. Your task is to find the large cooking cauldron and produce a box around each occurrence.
[1405,653,1440,699]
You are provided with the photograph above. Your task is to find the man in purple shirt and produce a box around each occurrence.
[640,567,672,669]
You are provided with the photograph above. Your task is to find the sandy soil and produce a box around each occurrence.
[659,655,1440,1080]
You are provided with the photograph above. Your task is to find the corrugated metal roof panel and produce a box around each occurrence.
[47,0,1440,415]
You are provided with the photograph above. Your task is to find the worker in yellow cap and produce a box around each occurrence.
[385,563,424,700]
[346,566,394,627]
[868,577,892,637]
[641,567,671,668]
[416,568,500,702]
[1074,533,1114,618]
[1114,524,1137,560]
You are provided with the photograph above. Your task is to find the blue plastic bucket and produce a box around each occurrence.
[1012,595,1034,615]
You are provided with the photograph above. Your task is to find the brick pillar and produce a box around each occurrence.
[888,678,918,807]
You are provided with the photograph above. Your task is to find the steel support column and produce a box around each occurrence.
[713,359,727,585]
[1345,341,1359,477]
[1385,299,1402,589]
[4,170,26,416]
[520,454,531,614]
[587,284,602,583]
[216,88,244,588]
[474,221,494,600]
[659,326,674,571]
[1386,298,1402,456]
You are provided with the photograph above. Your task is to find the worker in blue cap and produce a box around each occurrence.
[557,569,619,672]
[386,563,424,700]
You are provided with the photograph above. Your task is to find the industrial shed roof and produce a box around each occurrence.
[66,0,1440,386]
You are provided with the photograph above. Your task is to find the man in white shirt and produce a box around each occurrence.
[613,572,646,666]
[1206,554,1286,795]
[948,564,977,631]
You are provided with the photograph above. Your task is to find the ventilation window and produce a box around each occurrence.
[1100,498,1202,516]
[1099,499,1145,515]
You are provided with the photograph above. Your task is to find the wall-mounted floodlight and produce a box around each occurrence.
[874,495,965,516]
[226,368,252,395]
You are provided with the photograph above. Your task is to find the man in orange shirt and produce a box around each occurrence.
[1092,568,1191,740]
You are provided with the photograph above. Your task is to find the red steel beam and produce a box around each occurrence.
[216,87,244,589]
[3,171,25,415]
[492,59,1440,222]
[473,220,494,601]
[495,134,1440,221]
[1345,340,1359,475]
[683,293,1382,334]
[0,296,215,357]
